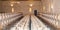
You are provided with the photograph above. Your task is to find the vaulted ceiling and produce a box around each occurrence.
[0,0,41,1]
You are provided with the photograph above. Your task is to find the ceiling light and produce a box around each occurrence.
[29,4,33,7]
[29,8,32,12]
[51,4,53,9]
[12,8,14,13]
[11,3,13,6]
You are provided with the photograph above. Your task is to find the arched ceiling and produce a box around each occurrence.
[0,0,41,1]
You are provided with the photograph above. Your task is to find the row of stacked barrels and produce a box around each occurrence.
[0,13,23,30]
[38,13,60,28]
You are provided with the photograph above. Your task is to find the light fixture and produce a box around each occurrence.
[12,8,14,13]
[11,3,13,7]
[51,4,53,9]
[43,6,45,10]
[49,3,53,9]
[29,8,32,12]
[29,4,33,7]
